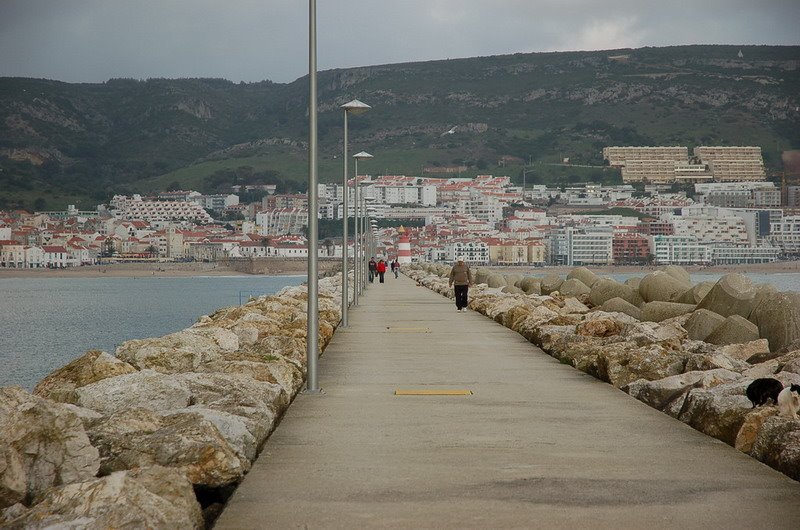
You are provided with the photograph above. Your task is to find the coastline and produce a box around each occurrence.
[1,259,798,279]
[492,260,800,275]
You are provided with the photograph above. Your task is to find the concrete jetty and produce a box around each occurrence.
[216,275,800,528]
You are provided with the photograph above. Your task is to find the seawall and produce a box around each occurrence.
[0,273,347,527]
[407,263,800,482]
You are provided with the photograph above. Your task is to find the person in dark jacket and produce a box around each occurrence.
[368,257,377,283]
[376,259,387,283]
[391,259,400,278]
[448,259,472,311]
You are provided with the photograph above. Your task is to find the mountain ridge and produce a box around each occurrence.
[1,44,798,209]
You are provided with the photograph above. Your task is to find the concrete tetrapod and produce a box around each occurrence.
[639,271,688,303]
[566,266,599,288]
[684,309,727,342]
[590,278,643,308]
[641,301,696,322]
[696,273,756,319]
[749,292,800,353]
[558,278,591,297]
[599,297,642,321]
[705,315,760,346]
[540,273,563,295]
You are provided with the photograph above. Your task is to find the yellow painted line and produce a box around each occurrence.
[386,327,431,333]
[395,389,473,396]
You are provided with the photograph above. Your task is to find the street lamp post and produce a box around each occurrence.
[306,0,320,393]
[340,100,370,325]
[353,151,373,303]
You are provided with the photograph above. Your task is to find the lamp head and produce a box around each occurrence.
[353,151,374,160]
[341,99,371,116]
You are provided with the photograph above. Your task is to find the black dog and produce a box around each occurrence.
[746,378,784,408]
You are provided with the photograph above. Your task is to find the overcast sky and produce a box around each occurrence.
[1,0,798,84]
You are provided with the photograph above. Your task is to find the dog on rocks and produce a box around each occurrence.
[746,378,784,408]
[777,384,800,419]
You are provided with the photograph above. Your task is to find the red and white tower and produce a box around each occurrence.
[397,225,412,264]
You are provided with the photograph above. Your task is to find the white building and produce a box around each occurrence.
[651,236,711,265]
[769,215,800,255]
[256,209,309,236]
[445,241,489,264]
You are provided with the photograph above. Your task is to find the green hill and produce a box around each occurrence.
[1,45,798,210]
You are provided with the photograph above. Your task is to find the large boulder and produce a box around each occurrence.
[638,271,688,303]
[567,267,599,288]
[174,372,286,446]
[33,350,138,404]
[685,352,749,373]
[558,278,591,297]
[540,274,563,295]
[2,466,203,529]
[684,309,726,342]
[0,387,100,508]
[575,318,624,338]
[622,320,687,347]
[696,273,756,319]
[750,416,800,481]
[589,279,643,308]
[599,297,642,321]
[705,315,760,346]
[87,408,245,488]
[624,277,642,290]
[75,370,192,415]
[735,407,779,454]
[749,292,800,353]
[474,268,490,285]
[718,339,771,362]
[116,327,239,374]
[595,342,688,388]
[641,301,696,322]
[674,281,714,305]
[678,381,752,446]
[623,369,742,414]
[501,285,525,295]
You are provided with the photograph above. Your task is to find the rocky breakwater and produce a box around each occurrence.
[0,275,344,528]
[405,264,800,481]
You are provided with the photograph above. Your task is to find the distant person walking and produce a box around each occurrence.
[448,259,472,312]
[368,257,377,283]
[376,259,387,283]
[391,259,400,278]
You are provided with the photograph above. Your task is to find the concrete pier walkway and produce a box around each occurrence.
[216,275,800,529]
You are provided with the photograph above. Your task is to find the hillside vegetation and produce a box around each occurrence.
[1,45,798,209]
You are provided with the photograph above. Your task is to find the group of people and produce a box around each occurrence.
[368,258,400,283]
[363,255,473,314]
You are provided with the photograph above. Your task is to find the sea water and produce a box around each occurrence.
[0,275,304,390]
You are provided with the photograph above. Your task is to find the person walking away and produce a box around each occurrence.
[376,259,387,283]
[368,257,377,283]
[448,259,472,312]
[391,259,400,278]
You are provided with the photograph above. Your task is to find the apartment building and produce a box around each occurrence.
[255,208,309,236]
[669,215,749,246]
[111,195,214,224]
[651,236,711,265]
[613,233,651,264]
[769,215,800,255]
[445,241,489,264]
[604,146,688,166]
[694,146,766,182]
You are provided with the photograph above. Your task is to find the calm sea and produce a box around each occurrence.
[0,275,304,390]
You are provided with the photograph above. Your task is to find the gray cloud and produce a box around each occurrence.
[0,0,797,83]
